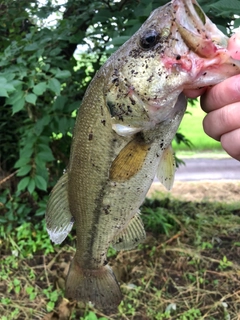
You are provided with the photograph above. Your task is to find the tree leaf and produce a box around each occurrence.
[25,93,37,105]
[33,82,47,96]
[27,178,36,194]
[6,90,24,105]
[55,70,71,79]
[17,165,32,177]
[0,77,7,84]
[12,97,25,114]
[34,175,47,191]
[36,150,55,162]
[14,157,31,168]
[52,95,67,111]
[24,43,39,51]
[48,78,61,95]
[0,88,8,97]
[17,177,30,192]
[34,115,51,136]
[1,82,15,92]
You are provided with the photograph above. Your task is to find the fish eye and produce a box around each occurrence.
[193,4,206,25]
[139,29,159,50]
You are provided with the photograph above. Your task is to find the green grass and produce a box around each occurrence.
[173,100,223,153]
[1,193,240,319]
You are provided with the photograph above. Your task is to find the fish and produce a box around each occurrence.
[45,0,240,315]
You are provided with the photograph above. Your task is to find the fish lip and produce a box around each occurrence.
[172,0,228,57]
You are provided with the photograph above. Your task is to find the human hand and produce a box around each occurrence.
[200,75,240,161]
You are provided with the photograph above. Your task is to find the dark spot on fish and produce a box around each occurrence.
[147,74,154,82]
[129,97,136,105]
[118,238,123,243]
[112,78,119,84]
[135,238,138,242]
[127,106,132,113]
[203,72,207,76]
[70,216,75,223]
[233,64,236,67]
[106,100,116,117]
[101,119,106,126]
[160,143,164,149]
[103,205,111,215]
[176,55,181,60]
[88,133,93,141]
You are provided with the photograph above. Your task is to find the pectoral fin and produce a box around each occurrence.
[157,145,176,190]
[112,211,146,250]
[45,173,74,244]
[109,137,150,181]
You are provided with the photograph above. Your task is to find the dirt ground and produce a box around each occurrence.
[147,180,240,203]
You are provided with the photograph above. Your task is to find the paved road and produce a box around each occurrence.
[174,158,240,181]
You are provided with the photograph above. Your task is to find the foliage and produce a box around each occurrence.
[1,193,240,319]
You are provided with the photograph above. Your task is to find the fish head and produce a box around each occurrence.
[104,0,240,135]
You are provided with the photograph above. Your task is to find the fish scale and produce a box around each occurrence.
[46,0,240,314]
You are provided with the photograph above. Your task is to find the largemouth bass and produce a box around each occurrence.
[46,0,240,314]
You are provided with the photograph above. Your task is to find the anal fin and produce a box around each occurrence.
[45,172,74,244]
[112,211,146,251]
[157,144,176,191]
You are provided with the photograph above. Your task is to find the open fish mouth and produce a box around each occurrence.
[173,0,228,58]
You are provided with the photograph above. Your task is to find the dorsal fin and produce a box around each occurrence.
[45,173,74,244]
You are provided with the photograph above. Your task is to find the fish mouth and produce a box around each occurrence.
[172,0,228,58]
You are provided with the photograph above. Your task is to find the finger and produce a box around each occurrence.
[203,102,240,141]
[200,75,240,113]
[183,88,206,99]
[221,129,240,161]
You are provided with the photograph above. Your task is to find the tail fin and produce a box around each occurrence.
[66,257,122,315]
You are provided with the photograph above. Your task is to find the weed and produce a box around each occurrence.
[26,286,37,301]
[218,256,233,271]
[80,311,108,320]
[43,287,61,312]
[141,201,176,235]
[118,300,136,316]
[201,241,213,250]
[1,195,240,319]
[179,308,202,320]
[107,246,117,258]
